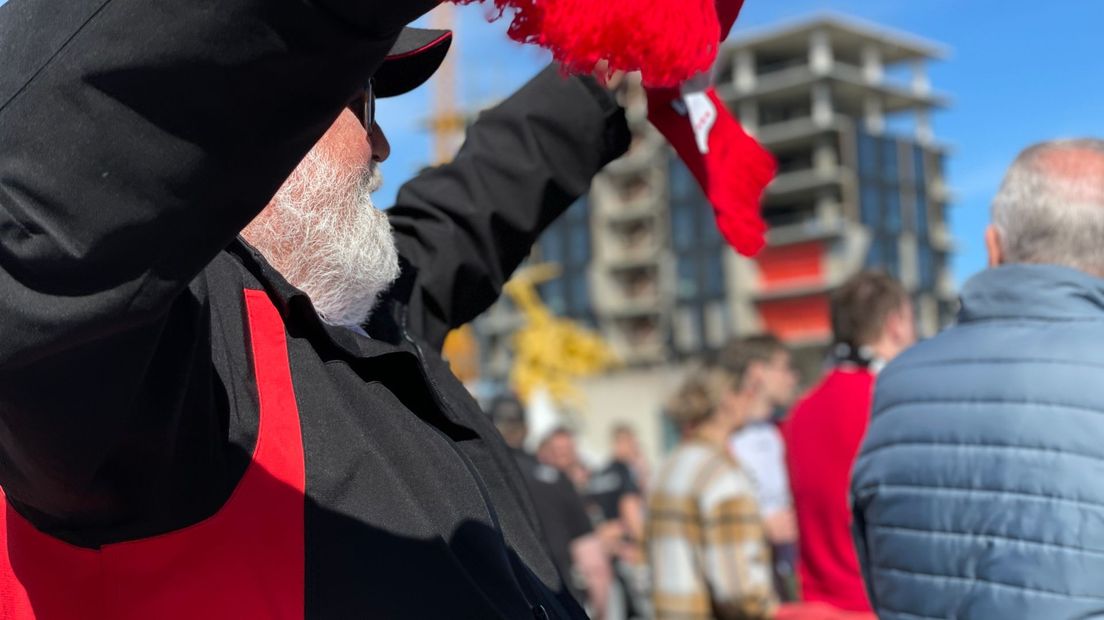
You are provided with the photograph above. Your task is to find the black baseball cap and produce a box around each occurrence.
[375,27,453,99]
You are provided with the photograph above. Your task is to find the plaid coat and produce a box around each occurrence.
[647,438,777,619]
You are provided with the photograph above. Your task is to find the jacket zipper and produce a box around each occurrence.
[399,314,544,615]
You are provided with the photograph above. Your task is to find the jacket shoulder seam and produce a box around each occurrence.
[873,397,1104,420]
[0,0,113,113]
[859,441,1104,469]
[857,483,1104,513]
[869,523,1104,559]
[873,566,1104,602]
[881,356,1104,384]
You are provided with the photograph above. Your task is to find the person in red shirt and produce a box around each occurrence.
[782,272,916,612]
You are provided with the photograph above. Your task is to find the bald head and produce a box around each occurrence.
[989,139,1104,276]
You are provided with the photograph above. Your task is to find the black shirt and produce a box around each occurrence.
[586,460,641,523]
[514,450,594,602]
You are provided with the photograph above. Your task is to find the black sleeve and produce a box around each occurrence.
[614,462,641,497]
[0,0,435,509]
[387,65,630,350]
[555,476,594,543]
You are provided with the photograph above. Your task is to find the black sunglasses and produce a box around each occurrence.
[350,79,376,139]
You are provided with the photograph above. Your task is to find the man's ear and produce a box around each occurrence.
[985,224,1004,268]
[885,307,907,346]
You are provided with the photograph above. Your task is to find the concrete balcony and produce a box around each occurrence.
[595,290,663,315]
[606,318,669,365]
[599,246,663,270]
[718,64,949,114]
[765,217,847,247]
[766,165,849,200]
[928,221,955,251]
[751,115,841,149]
[593,265,666,316]
[597,197,663,224]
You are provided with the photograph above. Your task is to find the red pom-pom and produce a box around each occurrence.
[453,0,720,87]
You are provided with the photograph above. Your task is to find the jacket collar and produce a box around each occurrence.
[958,264,1104,323]
[225,238,407,358]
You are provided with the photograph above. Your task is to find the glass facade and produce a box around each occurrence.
[669,156,730,354]
[910,144,942,290]
[857,128,908,278]
[536,198,594,324]
[856,127,946,297]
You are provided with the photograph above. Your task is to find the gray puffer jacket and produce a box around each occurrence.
[852,265,1104,620]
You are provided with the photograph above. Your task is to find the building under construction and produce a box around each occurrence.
[471,15,956,458]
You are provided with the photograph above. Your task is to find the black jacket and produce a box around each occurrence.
[0,0,630,616]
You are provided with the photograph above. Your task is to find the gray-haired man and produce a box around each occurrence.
[852,139,1104,619]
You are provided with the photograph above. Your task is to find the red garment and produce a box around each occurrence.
[777,602,877,620]
[646,86,775,256]
[0,290,305,619]
[642,0,776,257]
[782,367,875,613]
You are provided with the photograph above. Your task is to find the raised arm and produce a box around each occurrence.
[387,65,630,350]
[0,0,435,510]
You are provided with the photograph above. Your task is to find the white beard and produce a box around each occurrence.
[242,150,400,328]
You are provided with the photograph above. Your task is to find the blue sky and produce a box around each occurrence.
[377,0,1104,285]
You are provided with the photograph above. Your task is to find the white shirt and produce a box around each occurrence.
[729,421,792,516]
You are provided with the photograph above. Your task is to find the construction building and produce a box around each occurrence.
[471,15,956,460]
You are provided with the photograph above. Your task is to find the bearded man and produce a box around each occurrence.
[0,0,629,616]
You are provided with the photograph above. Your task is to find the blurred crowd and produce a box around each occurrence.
[487,269,910,620]
[485,140,1104,619]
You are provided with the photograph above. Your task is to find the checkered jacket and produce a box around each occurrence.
[646,439,777,620]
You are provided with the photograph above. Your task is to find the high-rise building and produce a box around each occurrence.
[715,15,955,375]
[472,15,956,458]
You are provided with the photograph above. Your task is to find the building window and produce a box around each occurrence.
[882,237,900,277]
[915,187,929,236]
[704,300,728,348]
[912,144,927,186]
[536,198,592,322]
[541,229,563,265]
[669,152,730,356]
[865,238,882,268]
[918,242,935,290]
[568,275,588,310]
[672,204,696,250]
[567,224,590,264]
[704,256,726,298]
[701,209,723,245]
[541,279,566,315]
[677,259,698,300]
[669,161,698,201]
[864,235,899,277]
[858,130,878,176]
[674,305,702,353]
[882,137,899,184]
[884,190,902,233]
[861,185,880,229]
[857,123,909,276]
